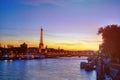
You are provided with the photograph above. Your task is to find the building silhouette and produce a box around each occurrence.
[39,27,44,53]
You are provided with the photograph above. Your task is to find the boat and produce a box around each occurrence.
[80,62,87,69]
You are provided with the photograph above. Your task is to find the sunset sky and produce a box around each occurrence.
[0,0,120,50]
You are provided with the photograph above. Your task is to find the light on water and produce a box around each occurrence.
[0,57,96,80]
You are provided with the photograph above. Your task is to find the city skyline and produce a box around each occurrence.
[0,0,120,50]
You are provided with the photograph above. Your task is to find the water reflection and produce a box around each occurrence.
[0,57,96,80]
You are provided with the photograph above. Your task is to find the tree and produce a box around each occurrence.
[98,24,120,63]
[20,42,28,54]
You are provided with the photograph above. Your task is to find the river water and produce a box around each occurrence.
[0,57,96,80]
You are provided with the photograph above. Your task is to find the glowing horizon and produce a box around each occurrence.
[0,29,102,51]
[0,0,119,51]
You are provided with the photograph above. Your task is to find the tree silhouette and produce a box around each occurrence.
[20,43,28,54]
[98,24,120,63]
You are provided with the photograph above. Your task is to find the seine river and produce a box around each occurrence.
[0,57,96,80]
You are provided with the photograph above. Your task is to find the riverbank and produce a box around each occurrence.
[0,54,45,60]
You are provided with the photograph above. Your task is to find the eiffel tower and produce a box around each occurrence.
[39,27,44,53]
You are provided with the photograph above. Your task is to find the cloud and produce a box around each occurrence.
[20,0,64,6]
[19,0,95,6]
[55,42,83,46]
[81,39,102,43]
[45,33,60,37]
[17,40,30,43]
[0,33,16,37]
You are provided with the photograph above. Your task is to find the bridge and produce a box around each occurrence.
[43,50,97,58]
